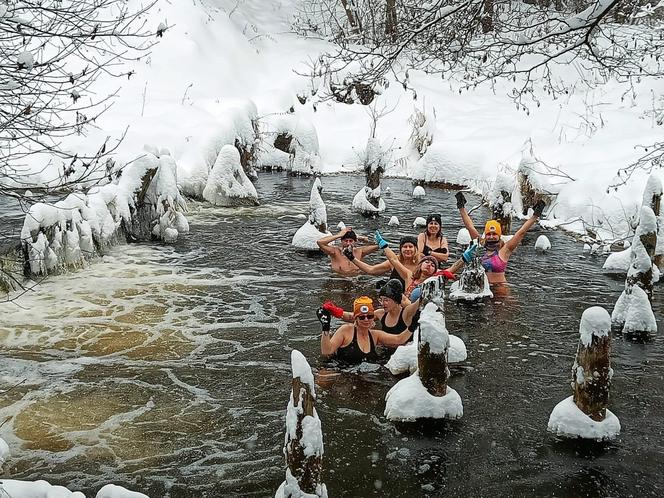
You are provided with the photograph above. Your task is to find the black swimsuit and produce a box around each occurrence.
[336,327,378,364]
[389,268,405,287]
[380,309,408,335]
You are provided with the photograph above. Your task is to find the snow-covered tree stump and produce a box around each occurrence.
[612,205,658,338]
[384,277,463,422]
[276,350,326,498]
[642,174,664,270]
[548,307,620,441]
[449,251,492,301]
[292,179,331,250]
[517,148,549,216]
[488,173,514,235]
[203,145,259,207]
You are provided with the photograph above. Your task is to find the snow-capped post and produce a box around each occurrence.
[611,205,658,337]
[517,141,548,216]
[642,174,664,269]
[310,178,327,233]
[573,308,612,421]
[384,275,463,422]
[548,307,621,441]
[449,247,493,301]
[417,276,448,395]
[352,137,386,217]
[291,178,331,250]
[277,350,326,498]
[629,205,657,302]
[488,172,514,235]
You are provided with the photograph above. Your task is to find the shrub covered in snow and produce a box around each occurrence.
[20,150,189,279]
[203,145,259,206]
[258,114,321,175]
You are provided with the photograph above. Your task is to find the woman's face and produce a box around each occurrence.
[420,259,437,277]
[355,313,374,328]
[400,242,416,258]
[427,220,440,235]
[380,296,398,311]
[485,232,500,243]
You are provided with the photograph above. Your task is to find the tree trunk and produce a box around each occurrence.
[491,189,512,235]
[418,341,449,396]
[285,376,322,494]
[572,335,611,422]
[385,0,397,42]
[340,0,362,39]
[481,0,494,34]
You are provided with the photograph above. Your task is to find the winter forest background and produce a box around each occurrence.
[1,0,664,496]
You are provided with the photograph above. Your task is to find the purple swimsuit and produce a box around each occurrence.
[481,251,508,273]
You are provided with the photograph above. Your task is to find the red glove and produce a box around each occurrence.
[438,269,457,281]
[322,301,345,319]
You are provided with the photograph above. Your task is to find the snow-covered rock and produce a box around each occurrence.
[602,249,631,274]
[384,374,463,422]
[96,484,150,498]
[337,221,346,230]
[548,396,620,441]
[412,186,426,198]
[612,284,657,335]
[292,222,331,250]
[413,216,426,228]
[0,480,85,497]
[203,145,259,206]
[388,216,399,226]
[535,234,551,252]
[583,243,591,254]
[352,186,386,214]
[456,228,471,245]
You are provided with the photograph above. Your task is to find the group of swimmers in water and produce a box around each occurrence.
[316,192,546,364]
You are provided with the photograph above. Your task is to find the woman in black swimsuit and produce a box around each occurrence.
[417,213,449,267]
[373,279,419,336]
[318,296,413,363]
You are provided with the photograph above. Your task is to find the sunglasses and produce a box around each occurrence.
[357,314,374,320]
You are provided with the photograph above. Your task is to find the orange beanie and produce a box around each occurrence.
[353,296,374,316]
[484,220,502,237]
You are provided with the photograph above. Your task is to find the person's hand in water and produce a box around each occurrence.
[316,308,332,334]
[374,230,389,250]
[462,242,478,263]
[322,301,344,319]
[533,200,546,217]
[342,246,355,261]
[455,191,467,210]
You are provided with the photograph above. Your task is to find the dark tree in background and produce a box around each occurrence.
[0,0,159,206]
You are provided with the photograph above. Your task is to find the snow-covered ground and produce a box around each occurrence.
[12,0,664,246]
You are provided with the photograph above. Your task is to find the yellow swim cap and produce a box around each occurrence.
[484,220,502,236]
[353,296,374,316]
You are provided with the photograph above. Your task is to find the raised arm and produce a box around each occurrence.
[457,191,481,240]
[503,202,544,256]
[344,251,392,276]
[316,227,351,255]
[359,243,379,257]
[383,246,411,282]
[402,297,421,325]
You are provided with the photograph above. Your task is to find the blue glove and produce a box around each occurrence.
[374,230,389,250]
[410,286,422,301]
[462,242,478,263]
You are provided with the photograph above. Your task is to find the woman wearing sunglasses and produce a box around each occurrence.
[318,296,413,363]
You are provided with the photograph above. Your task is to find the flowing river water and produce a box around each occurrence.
[1,173,663,497]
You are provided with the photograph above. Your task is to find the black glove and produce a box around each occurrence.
[342,246,355,261]
[532,200,546,217]
[455,191,467,210]
[422,246,431,256]
[316,307,331,332]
